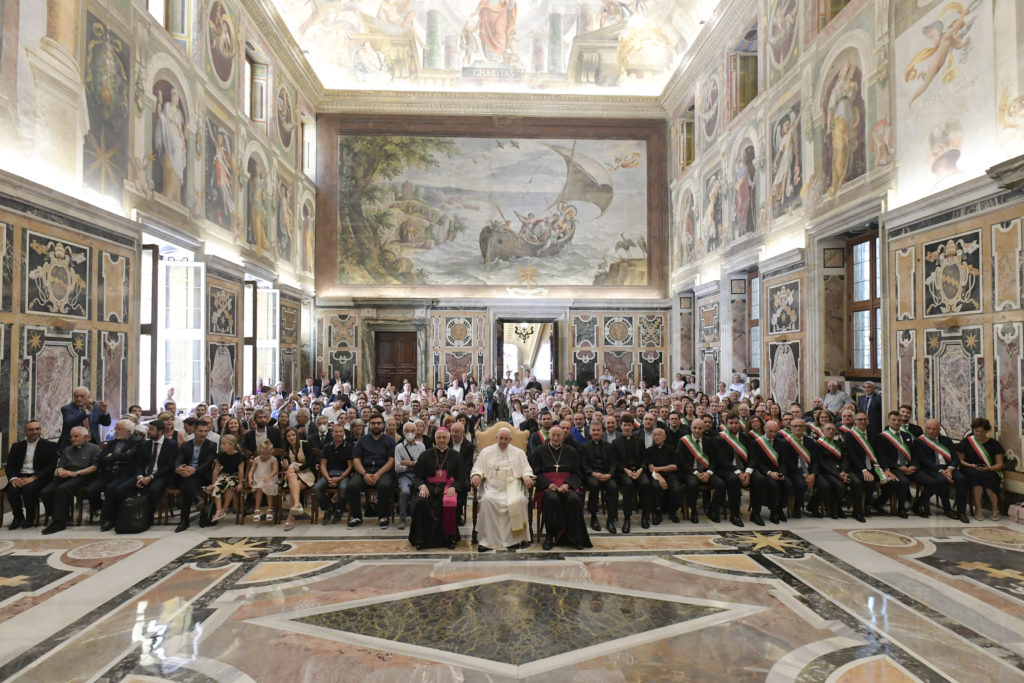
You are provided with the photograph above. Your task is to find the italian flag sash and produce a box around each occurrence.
[754,434,780,468]
[537,429,547,444]
[967,435,1003,480]
[809,423,824,439]
[681,435,710,469]
[781,430,813,468]
[918,435,951,464]
[881,428,912,465]
[850,427,887,482]
[818,438,843,460]
[839,424,852,434]
[720,431,748,463]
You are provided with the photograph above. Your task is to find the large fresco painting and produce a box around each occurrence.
[820,49,866,197]
[334,135,648,289]
[269,0,702,95]
[770,100,802,218]
[205,114,237,231]
[894,0,996,204]
[83,12,130,198]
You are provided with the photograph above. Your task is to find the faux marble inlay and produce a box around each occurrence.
[848,530,917,548]
[295,578,722,665]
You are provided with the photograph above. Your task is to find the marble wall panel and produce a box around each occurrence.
[281,301,299,346]
[98,331,127,438]
[679,296,693,372]
[444,352,473,384]
[603,316,635,347]
[700,348,718,396]
[769,340,800,407]
[444,316,473,348]
[328,314,358,348]
[23,231,90,319]
[98,252,129,323]
[1,223,11,312]
[20,326,90,440]
[603,351,635,384]
[896,330,917,412]
[209,284,238,337]
[573,349,598,384]
[992,218,1022,311]
[731,295,747,374]
[924,327,983,438]
[993,322,1023,458]
[923,230,981,317]
[208,342,237,407]
[280,346,297,396]
[823,274,845,374]
[698,300,719,345]
[767,279,800,334]
[640,350,663,387]
[638,315,663,348]
[328,349,358,385]
[572,315,598,348]
[894,247,916,321]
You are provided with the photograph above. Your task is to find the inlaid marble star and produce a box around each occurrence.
[958,561,1024,582]
[190,538,267,563]
[28,333,42,350]
[73,337,84,352]
[964,332,978,351]
[0,575,29,588]
[517,262,539,287]
[733,531,804,553]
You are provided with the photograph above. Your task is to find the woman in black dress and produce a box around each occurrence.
[958,418,1005,521]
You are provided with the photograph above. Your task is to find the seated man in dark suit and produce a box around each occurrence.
[913,418,969,522]
[581,420,619,534]
[5,420,59,529]
[174,422,218,532]
[96,420,141,531]
[134,419,178,518]
[242,408,283,453]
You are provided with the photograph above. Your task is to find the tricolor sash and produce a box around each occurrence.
[537,429,548,444]
[839,424,852,434]
[681,435,711,469]
[781,430,813,468]
[720,431,748,464]
[881,428,912,465]
[809,423,824,439]
[967,435,1003,480]
[918,435,952,464]
[850,427,887,482]
[818,438,843,460]
[754,434,780,468]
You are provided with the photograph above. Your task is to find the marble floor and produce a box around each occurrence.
[1,512,1023,682]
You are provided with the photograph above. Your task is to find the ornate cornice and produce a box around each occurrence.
[250,0,323,102]
[317,89,667,119]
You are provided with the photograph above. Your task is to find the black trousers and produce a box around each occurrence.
[815,471,846,516]
[584,474,619,520]
[875,469,910,510]
[5,475,47,523]
[348,471,396,519]
[177,473,211,523]
[684,472,724,516]
[652,475,683,514]
[41,475,93,524]
[722,470,767,515]
[615,472,652,518]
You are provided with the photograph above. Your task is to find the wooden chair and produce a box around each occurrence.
[471,421,530,545]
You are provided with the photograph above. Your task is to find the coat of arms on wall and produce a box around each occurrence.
[768,279,800,334]
[24,233,89,319]
[923,230,981,316]
[209,285,237,336]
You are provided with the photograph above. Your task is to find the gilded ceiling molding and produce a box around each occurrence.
[317,90,667,119]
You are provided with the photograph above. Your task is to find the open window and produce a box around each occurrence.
[729,24,759,118]
[244,41,267,127]
[678,102,696,173]
[848,230,881,376]
[147,0,189,48]
[748,271,760,374]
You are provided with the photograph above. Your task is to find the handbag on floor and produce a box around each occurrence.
[199,496,217,527]
[116,492,151,534]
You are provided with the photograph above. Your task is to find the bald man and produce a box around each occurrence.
[912,419,969,523]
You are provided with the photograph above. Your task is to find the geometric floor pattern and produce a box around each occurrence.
[1,517,1023,681]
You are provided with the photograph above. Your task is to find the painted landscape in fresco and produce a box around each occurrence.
[336,135,649,288]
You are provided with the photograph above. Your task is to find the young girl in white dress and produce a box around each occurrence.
[248,441,279,522]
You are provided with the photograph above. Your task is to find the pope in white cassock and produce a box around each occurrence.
[471,427,534,551]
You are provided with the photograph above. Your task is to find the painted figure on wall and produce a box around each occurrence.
[83,13,130,197]
[276,86,294,149]
[702,171,722,254]
[470,0,517,63]
[770,103,802,217]
[208,1,236,83]
[821,58,865,196]
[245,156,272,254]
[770,342,800,408]
[701,75,720,142]
[277,181,294,261]
[731,140,757,238]
[152,81,188,203]
[904,1,979,109]
[872,117,895,167]
[204,117,236,230]
[302,201,314,272]
[678,189,696,264]
[209,343,236,408]
[767,0,798,74]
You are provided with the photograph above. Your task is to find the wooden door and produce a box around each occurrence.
[375,331,417,388]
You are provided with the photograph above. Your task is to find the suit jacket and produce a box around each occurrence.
[137,438,179,480]
[5,438,59,482]
[750,433,787,477]
[814,437,847,477]
[58,402,111,450]
[175,438,218,482]
[98,438,140,477]
[580,439,617,476]
[677,434,716,474]
[242,426,283,453]
[714,430,757,474]
[857,394,883,436]
[911,434,960,474]
[843,429,881,475]
[449,438,475,475]
[612,433,645,471]
[877,428,914,470]
[776,431,819,476]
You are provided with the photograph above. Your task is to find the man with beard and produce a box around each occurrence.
[715,412,763,526]
[347,413,397,528]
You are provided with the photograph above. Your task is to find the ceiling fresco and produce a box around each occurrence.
[271,0,718,95]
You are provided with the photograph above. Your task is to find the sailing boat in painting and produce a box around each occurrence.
[478,142,613,263]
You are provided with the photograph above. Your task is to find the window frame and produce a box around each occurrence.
[245,42,268,127]
[147,0,189,48]
[243,280,258,396]
[138,244,159,415]
[747,271,760,375]
[728,24,759,119]
[818,0,853,30]
[846,231,881,377]
[678,103,696,173]
[156,258,206,410]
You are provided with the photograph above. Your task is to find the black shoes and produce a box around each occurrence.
[622,518,631,534]
[749,513,765,527]
[791,507,802,519]
[769,511,780,524]
[347,517,362,528]
[542,537,554,550]
[41,521,65,535]
[379,518,389,529]
[853,513,866,523]
[100,521,115,532]
[175,520,189,532]
[641,515,650,529]
[896,509,909,519]
[668,512,680,524]
[477,545,492,552]
[590,515,601,532]
[730,514,744,527]
[652,512,662,526]
[606,520,617,535]
[708,511,721,524]
[958,511,970,523]
[690,509,700,524]
[8,517,24,530]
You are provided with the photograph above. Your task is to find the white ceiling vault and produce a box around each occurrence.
[270,0,719,96]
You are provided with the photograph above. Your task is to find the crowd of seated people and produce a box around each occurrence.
[2,371,1009,544]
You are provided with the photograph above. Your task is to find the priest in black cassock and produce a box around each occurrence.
[533,426,592,550]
